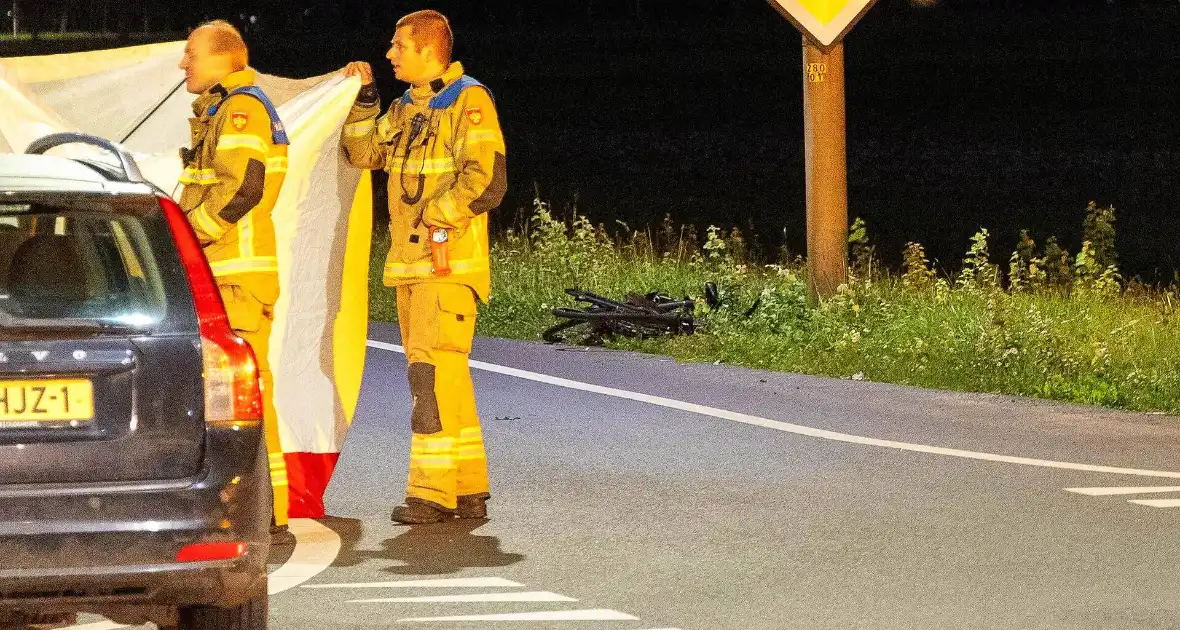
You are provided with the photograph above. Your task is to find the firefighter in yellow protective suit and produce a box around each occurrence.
[177,21,292,538]
[343,9,508,524]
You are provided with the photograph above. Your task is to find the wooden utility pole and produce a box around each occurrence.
[765,0,879,300]
[802,39,848,299]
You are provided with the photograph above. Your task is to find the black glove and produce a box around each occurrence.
[356,83,379,106]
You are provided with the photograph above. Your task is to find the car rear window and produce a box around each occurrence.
[0,200,169,326]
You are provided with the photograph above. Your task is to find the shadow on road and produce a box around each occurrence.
[324,515,525,575]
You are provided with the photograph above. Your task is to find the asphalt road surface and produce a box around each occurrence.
[75,322,1180,629]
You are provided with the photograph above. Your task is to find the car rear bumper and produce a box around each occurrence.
[0,421,270,616]
[0,560,266,622]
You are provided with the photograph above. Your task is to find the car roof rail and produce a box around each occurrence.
[24,132,146,185]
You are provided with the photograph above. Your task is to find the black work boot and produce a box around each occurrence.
[457,495,489,519]
[391,501,453,524]
[270,523,296,546]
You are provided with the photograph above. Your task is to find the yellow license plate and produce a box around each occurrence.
[0,379,94,423]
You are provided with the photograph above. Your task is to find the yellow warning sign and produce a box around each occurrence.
[767,0,880,47]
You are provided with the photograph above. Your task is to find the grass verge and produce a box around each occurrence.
[370,200,1180,415]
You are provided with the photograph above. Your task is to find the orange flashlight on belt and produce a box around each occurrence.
[430,228,452,276]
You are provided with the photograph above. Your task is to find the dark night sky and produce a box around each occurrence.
[13,1,1172,32]
[10,0,1180,279]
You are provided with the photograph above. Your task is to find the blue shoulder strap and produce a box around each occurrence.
[208,86,290,146]
[399,75,493,109]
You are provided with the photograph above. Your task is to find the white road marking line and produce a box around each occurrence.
[1128,498,1180,508]
[398,609,640,622]
[62,518,340,630]
[305,577,524,589]
[368,340,1180,479]
[352,590,577,604]
[269,519,342,594]
[1065,486,1180,496]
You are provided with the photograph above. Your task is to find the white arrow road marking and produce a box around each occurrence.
[352,591,577,604]
[368,340,1180,479]
[61,518,340,630]
[398,609,641,622]
[1066,486,1180,496]
[1129,498,1180,508]
[1064,486,1180,508]
[305,577,524,589]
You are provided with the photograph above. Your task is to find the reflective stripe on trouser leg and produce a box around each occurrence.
[261,363,289,527]
[455,356,489,499]
[406,361,457,510]
[233,307,288,527]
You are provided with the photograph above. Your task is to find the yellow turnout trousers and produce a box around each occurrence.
[220,284,289,527]
[396,283,490,511]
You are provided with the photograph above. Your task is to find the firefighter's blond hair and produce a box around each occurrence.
[193,20,249,72]
[396,10,453,65]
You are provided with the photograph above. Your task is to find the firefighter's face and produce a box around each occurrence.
[179,30,232,94]
[387,26,434,86]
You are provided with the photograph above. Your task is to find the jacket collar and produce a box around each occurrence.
[192,68,257,117]
[408,62,464,104]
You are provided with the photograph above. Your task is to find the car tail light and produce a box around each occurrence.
[158,196,263,423]
[176,541,247,563]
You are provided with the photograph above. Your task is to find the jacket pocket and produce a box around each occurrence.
[388,220,431,265]
[434,285,477,354]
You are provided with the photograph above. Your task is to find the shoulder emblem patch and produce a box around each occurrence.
[231,111,249,131]
[465,107,483,126]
